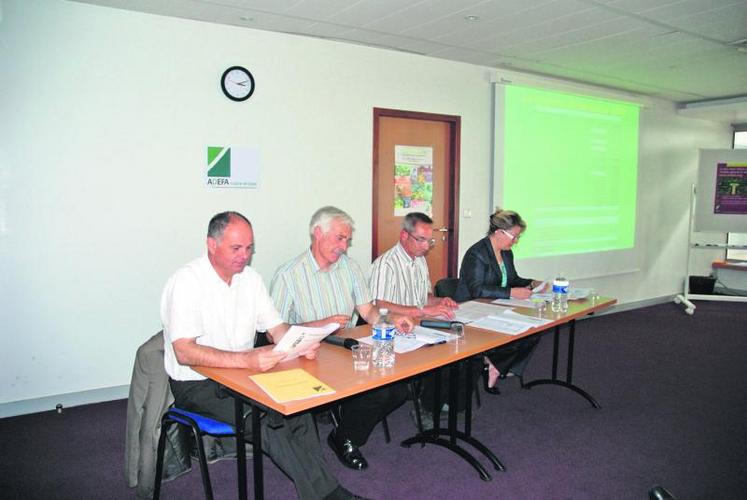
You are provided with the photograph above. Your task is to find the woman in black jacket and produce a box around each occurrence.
[454,208,545,394]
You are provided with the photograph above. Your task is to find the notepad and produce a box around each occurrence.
[249,368,335,403]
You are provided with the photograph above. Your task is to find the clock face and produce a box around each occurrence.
[221,66,255,101]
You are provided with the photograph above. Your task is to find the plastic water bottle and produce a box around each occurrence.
[372,308,395,368]
[551,277,570,313]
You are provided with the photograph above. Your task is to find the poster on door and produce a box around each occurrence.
[394,145,433,216]
[714,162,747,214]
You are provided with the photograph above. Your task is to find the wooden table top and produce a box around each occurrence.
[194,296,616,416]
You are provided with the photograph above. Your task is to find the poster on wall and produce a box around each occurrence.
[205,146,260,188]
[394,145,433,216]
[714,163,747,214]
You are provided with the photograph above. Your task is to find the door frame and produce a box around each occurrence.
[372,107,461,278]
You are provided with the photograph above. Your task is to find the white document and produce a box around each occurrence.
[412,325,458,343]
[502,309,553,327]
[470,308,552,336]
[453,300,510,323]
[532,280,548,293]
[273,323,339,360]
[491,298,535,308]
[469,315,534,336]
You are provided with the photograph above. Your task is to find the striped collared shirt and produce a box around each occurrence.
[270,249,372,328]
[369,242,431,307]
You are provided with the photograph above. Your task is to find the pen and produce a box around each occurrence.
[426,340,447,346]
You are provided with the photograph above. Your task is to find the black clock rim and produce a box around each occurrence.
[221,66,255,102]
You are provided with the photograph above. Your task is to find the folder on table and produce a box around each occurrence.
[249,368,335,403]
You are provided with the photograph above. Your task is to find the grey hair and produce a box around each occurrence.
[402,212,433,232]
[487,207,526,236]
[207,211,251,240]
[309,206,355,236]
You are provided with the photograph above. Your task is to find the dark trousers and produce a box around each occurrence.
[169,378,339,500]
[335,383,408,446]
[486,335,541,375]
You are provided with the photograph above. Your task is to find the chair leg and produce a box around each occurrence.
[153,417,171,500]
[190,423,214,500]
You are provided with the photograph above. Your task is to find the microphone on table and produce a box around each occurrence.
[420,319,462,330]
[322,335,359,350]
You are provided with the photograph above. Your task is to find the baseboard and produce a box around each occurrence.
[0,385,130,419]
[587,294,677,318]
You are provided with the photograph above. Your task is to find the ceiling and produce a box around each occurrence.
[74,0,747,121]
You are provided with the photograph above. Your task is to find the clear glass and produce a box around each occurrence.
[351,344,371,371]
[532,298,547,317]
[450,323,465,343]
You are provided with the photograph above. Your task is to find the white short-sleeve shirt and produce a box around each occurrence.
[161,255,283,381]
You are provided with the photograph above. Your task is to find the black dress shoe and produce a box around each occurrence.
[327,430,368,471]
[482,365,501,395]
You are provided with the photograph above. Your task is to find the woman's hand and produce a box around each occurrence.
[510,287,531,299]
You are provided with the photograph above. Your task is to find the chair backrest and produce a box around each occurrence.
[434,278,459,299]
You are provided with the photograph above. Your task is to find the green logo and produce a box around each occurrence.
[207,146,231,177]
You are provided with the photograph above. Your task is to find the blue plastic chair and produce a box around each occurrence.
[153,407,236,500]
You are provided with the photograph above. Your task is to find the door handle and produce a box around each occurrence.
[437,227,450,241]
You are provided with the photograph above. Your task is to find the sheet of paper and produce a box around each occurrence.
[469,315,534,336]
[250,368,335,403]
[412,325,458,343]
[502,309,553,327]
[532,280,548,293]
[491,298,535,308]
[453,300,510,323]
[272,323,338,360]
[358,335,427,354]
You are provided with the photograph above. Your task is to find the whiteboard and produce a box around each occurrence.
[695,149,747,233]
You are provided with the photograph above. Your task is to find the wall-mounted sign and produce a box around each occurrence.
[206,146,260,188]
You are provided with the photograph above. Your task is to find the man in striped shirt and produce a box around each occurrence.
[369,212,457,319]
[270,206,413,472]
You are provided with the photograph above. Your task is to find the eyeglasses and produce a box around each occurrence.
[407,232,436,247]
[500,229,521,242]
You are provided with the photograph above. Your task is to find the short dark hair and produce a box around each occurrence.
[207,211,251,240]
[402,212,433,232]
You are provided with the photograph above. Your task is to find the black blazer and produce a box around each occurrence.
[453,237,532,302]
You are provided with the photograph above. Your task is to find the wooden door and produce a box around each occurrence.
[372,108,460,285]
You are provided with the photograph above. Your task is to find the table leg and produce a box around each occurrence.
[401,360,504,480]
[234,398,247,500]
[524,320,601,409]
[251,402,264,500]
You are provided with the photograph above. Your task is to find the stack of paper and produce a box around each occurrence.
[272,323,339,360]
[250,368,335,403]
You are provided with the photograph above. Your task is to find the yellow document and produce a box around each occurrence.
[249,368,335,403]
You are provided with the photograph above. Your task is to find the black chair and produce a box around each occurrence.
[153,408,244,500]
[433,277,482,407]
[434,278,459,299]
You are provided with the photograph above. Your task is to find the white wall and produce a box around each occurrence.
[0,0,731,413]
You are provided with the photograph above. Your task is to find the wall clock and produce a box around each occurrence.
[220,66,255,102]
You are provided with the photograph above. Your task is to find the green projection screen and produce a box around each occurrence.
[493,84,641,279]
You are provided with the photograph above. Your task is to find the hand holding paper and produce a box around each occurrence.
[272,323,339,361]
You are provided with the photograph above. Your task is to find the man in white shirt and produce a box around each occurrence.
[161,211,362,500]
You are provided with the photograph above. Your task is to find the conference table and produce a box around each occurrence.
[194,295,616,500]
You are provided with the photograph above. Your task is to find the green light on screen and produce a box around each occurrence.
[503,86,639,258]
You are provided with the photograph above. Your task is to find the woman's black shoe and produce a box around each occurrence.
[482,365,501,395]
